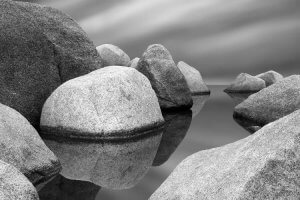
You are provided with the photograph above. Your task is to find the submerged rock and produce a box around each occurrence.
[0,160,39,200]
[43,130,163,190]
[39,175,100,200]
[41,66,164,140]
[129,57,140,68]
[224,73,266,93]
[153,110,192,166]
[0,103,60,185]
[177,61,210,94]
[96,44,130,67]
[150,109,300,200]
[234,75,300,127]
[256,70,283,87]
[0,0,102,129]
[136,44,193,110]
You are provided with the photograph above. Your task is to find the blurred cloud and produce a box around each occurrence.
[37,0,299,84]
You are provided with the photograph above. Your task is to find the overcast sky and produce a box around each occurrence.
[38,0,299,84]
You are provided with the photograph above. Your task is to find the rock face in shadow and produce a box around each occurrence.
[150,110,300,200]
[0,0,102,129]
[40,66,164,140]
[153,110,192,166]
[234,75,300,127]
[0,103,60,185]
[233,116,262,134]
[0,160,39,200]
[43,129,163,190]
[225,92,254,106]
[224,73,266,93]
[191,95,210,118]
[177,61,210,95]
[255,70,283,87]
[38,175,101,200]
[96,44,130,67]
[136,44,193,110]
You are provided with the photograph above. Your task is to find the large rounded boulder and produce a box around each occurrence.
[0,0,102,129]
[0,103,61,185]
[40,66,164,140]
[136,44,193,110]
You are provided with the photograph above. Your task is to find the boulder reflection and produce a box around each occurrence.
[42,129,163,190]
[191,95,210,118]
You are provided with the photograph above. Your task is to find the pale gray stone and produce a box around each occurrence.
[96,44,130,67]
[177,61,210,94]
[0,160,39,200]
[256,70,283,87]
[150,110,300,200]
[41,66,164,139]
[224,73,266,93]
[130,57,140,68]
[0,103,60,185]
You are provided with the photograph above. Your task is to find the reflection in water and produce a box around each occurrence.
[225,92,253,106]
[42,129,163,191]
[191,95,210,118]
[152,110,192,166]
[38,175,100,200]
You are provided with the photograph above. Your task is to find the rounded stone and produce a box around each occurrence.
[255,70,283,87]
[96,44,130,67]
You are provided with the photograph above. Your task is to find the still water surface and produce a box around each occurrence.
[39,85,251,200]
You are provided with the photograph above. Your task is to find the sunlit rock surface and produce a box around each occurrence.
[130,57,140,69]
[96,44,130,67]
[150,110,300,200]
[255,70,283,87]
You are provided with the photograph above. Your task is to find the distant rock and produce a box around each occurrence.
[39,175,100,200]
[0,0,102,129]
[234,75,300,127]
[177,61,210,94]
[256,70,283,87]
[96,44,130,67]
[150,110,300,200]
[43,130,162,189]
[129,57,140,68]
[0,160,39,200]
[0,103,60,185]
[153,110,192,166]
[136,44,193,110]
[224,73,266,93]
[41,66,164,140]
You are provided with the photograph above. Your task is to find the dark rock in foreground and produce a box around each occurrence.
[38,175,100,200]
[136,44,193,110]
[96,44,130,67]
[234,75,300,127]
[41,66,164,140]
[0,160,39,200]
[224,73,266,93]
[256,70,283,87]
[153,110,192,166]
[150,110,300,200]
[0,103,61,185]
[0,0,102,129]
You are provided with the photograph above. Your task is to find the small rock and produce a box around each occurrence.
[0,0,102,129]
[96,44,130,67]
[234,75,300,127]
[0,103,60,185]
[136,44,193,110]
[129,57,140,68]
[177,61,210,94]
[224,73,266,93]
[256,70,283,87]
[150,109,300,200]
[0,160,39,200]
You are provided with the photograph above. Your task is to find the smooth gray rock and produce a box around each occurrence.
[224,73,266,93]
[234,75,300,127]
[177,61,210,94]
[41,66,164,140]
[136,44,193,110]
[96,44,130,67]
[130,57,140,68]
[0,103,60,185]
[43,130,163,189]
[0,0,102,129]
[150,110,300,200]
[256,70,283,87]
[0,160,39,200]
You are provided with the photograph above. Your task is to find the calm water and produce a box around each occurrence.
[39,85,251,200]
